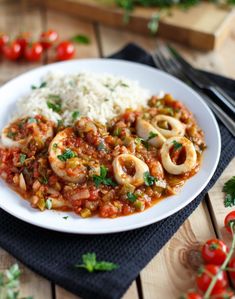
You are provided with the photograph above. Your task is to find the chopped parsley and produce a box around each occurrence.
[223,176,235,207]
[71,34,90,44]
[135,131,158,149]
[27,117,37,124]
[75,253,118,273]
[93,165,117,188]
[120,82,129,87]
[47,95,62,113]
[7,131,17,139]
[113,127,121,136]
[45,199,52,210]
[97,142,106,151]
[148,131,158,140]
[53,143,58,149]
[72,110,80,121]
[144,171,158,186]
[19,154,27,165]
[39,176,48,185]
[31,81,47,90]
[57,149,77,162]
[172,140,183,151]
[63,216,69,220]
[127,192,137,203]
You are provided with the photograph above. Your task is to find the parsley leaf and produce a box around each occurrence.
[144,171,157,186]
[31,81,47,90]
[127,192,137,203]
[93,165,117,187]
[47,95,62,113]
[19,154,27,165]
[63,216,69,220]
[75,253,118,273]
[7,131,17,139]
[45,199,52,210]
[136,131,158,150]
[223,176,235,207]
[72,110,80,121]
[148,131,158,140]
[27,117,37,124]
[172,140,183,151]
[57,149,77,162]
[71,34,90,44]
[97,142,106,151]
[39,176,48,185]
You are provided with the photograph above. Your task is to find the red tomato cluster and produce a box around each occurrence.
[179,211,235,299]
[0,30,75,62]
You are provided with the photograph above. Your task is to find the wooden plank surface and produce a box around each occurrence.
[37,0,235,50]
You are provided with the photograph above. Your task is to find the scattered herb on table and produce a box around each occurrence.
[71,34,90,44]
[57,148,77,162]
[223,176,235,207]
[93,165,117,187]
[75,253,118,273]
[0,263,33,299]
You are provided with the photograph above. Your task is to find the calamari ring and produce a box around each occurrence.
[160,136,197,175]
[151,115,185,138]
[112,154,149,187]
[136,118,166,148]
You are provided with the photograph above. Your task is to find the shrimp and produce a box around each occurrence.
[151,115,185,138]
[160,136,197,175]
[136,118,166,148]
[49,128,89,183]
[112,154,149,187]
[1,115,54,148]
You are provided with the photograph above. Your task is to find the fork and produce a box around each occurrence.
[151,46,235,137]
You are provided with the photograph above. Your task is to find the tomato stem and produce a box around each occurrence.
[203,222,235,299]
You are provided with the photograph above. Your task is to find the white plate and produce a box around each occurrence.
[0,59,221,234]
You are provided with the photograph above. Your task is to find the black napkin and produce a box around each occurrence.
[0,43,234,299]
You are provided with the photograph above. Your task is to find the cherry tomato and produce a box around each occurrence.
[40,29,58,49]
[196,264,228,294]
[15,32,31,56]
[56,41,75,61]
[202,239,228,265]
[24,42,43,62]
[3,41,21,60]
[178,291,202,299]
[212,288,235,299]
[224,211,235,233]
[228,257,235,281]
[0,33,9,52]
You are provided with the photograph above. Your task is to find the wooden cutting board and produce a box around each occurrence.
[39,0,235,51]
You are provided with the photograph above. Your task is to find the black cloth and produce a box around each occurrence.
[0,43,234,299]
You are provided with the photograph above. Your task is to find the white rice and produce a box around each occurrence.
[14,71,150,125]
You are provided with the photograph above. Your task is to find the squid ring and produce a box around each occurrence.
[160,136,197,175]
[136,118,166,148]
[112,154,149,187]
[151,115,185,138]
[49,128,88,183]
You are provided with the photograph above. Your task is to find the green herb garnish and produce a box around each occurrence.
[19,154,27,165]
[144,171,157,186]
[172,140,183,151]
[97,142,106,151]
[47,95,62,113]
[224,176,235,207]
[31,81,47,90]
[7,131,17,139]
[57,149,77,162]
[136,131,158,149]
[63,216,69,220]
[39,176,48,185]
[71,34,90,44]
[93,165,117,188]
[75,253,118,273]
[72,110,80,121]
[127,192,137,203]
[0,264,33,299]
[27,117,37,124]
[45,199,52,210]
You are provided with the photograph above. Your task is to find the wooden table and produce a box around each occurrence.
[0,1,235,298]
